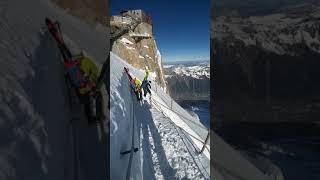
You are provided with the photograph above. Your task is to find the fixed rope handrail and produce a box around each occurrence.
[179,128,210,178]
[151,98,210,152]
[179,126,210,152]
[151,96,209,131]
[151,98,210,179]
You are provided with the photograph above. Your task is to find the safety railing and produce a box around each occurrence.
[151,81,210,148]
[151,97,210,179]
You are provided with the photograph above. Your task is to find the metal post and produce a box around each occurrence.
[199,131,210,154]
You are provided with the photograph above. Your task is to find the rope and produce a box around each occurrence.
[151,96,209,131]
[179,126,210,152]
[151,98,209,179]
[151,98,210,152]
[178,126,210,178]
[179,127,210,179]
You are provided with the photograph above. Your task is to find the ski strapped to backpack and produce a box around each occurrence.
[45,17,106,124]
[45,17,72,62]
[123,67,132,86]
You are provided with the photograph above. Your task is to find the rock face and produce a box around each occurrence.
[110,10,167,91]
[164,62,210,101]
[212,2,320,122]
[52,0,107,25]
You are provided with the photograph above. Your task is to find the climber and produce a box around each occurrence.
[143,68,150,81]
[64,52,98,95]
[141,79,152,97]
[132,77,143,101]
[64,52,104,121]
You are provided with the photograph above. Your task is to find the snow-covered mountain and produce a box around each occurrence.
[212,2,320,122]
[214,3,320,56]
[164,61,210,101]
[0,0,109,179]
[164,61,210,79]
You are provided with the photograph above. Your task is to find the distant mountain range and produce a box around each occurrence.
[213,1,320,122]
[164,61,210,101]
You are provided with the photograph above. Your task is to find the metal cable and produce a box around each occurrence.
[151,98,210,152]
[151,96,209,131]
[152,98,209,179]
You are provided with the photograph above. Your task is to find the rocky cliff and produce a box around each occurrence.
[110,11,167,91]
[212,2,320,123]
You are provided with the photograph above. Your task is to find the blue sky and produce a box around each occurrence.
[110,0,210,62]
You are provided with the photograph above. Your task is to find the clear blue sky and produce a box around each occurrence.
[110,0,210,62]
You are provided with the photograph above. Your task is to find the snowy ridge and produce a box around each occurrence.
[164,62,210,79]
[214,3,320,55]
[110,52,210,179]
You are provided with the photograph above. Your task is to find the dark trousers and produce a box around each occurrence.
[143,88,151,97]
[135,90,142,101]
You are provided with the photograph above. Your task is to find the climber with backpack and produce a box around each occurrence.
[133,78,143,101]
[141,79,151,97]
[46,17,106,124]
[143,68,150,81]
[141,68,152,97]
[64,52,104,122]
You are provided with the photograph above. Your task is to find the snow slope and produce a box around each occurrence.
[110,52,210,179]
[109,53,284,180]
[0,0,108,179]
